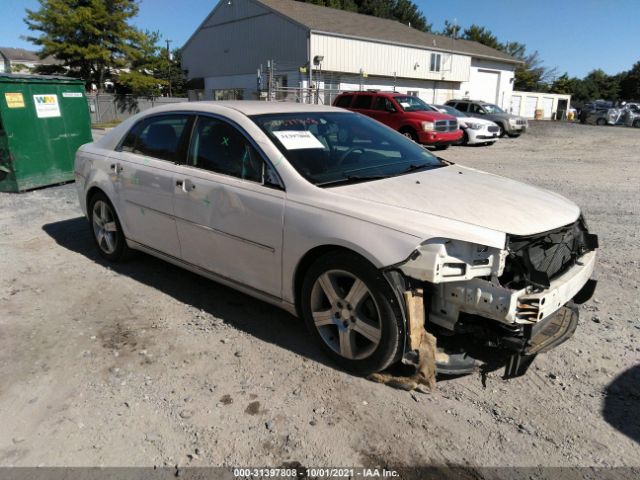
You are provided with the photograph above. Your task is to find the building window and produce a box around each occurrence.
[212,88,244,101]
[430,53,442,72]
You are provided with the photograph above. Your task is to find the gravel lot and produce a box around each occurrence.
[0,121,639,471]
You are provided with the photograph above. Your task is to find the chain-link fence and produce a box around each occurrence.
[86,94,187,124]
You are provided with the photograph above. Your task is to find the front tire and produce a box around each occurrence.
[301,252,404,375]
[507,132,521,138]
[400,128,418,143]
[433,144,450,151]
[88,191,131,262]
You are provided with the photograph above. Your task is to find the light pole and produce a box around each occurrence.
[166,39,173,97]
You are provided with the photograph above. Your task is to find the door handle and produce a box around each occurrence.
[176,179,196,192]
[110,163,123,174]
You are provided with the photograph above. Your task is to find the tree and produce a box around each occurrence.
[295,0,431,32]
[24,0,145,90]
[461,25,500,50]
[619,61,640,101]
[578,69,620,101]
[440,20,461,38]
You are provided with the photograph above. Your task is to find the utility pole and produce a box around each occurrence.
[166,39,173,97]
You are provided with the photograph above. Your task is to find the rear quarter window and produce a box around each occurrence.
[352,95,373,110]
[335,95,354,108]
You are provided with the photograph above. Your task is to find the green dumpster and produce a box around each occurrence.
[0,74,92,192]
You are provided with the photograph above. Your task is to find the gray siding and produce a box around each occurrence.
[182,0,309,79]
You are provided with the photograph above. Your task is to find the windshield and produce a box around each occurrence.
[436,105,465,118]
[393,96,435,112]
[250,112,444,187]
[482,103,504,114]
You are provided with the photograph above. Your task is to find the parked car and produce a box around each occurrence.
[579,101,613,125]
[625,108,640,128]
[333,91,462,150]
[75,101,598,378]
[433,104,500,146]
[446,99,528,137]
[608,103,640,126]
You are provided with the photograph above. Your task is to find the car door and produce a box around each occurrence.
[468,103,486,119]
[172,115,285,298]
[370,96,399,129]
[351,94,375,118]
[111,114,192,257]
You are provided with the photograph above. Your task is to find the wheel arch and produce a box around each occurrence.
[292,245,377,317]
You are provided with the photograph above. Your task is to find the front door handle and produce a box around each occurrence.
[176,179,196,192]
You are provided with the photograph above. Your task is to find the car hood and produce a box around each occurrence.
[405,111,456,121]
[332,165,580,237]
[488,112,520,120]
[459,116,496,127]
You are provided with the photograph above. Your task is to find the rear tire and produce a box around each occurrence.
[88,191,131,262]
[300,251,404,375]
[434,144,450,151]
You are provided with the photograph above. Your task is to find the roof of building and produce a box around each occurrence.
[0,47,61,65]
[256,0,520,64]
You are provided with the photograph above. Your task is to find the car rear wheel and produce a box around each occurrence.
[301,252,404,375]
[88,192,131,262]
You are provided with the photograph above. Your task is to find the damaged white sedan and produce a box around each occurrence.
[75,102,598,378]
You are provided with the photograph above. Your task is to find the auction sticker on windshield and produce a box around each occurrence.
[273,130,325,150]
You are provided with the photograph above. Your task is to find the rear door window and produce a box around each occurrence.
[455,102,469,112]
[352,95,373,110]
[121,114,191,163]
[335,95,354,108]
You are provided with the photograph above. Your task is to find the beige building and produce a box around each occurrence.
[0,47,62,75]
[182,0,521,107]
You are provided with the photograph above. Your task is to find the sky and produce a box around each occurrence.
[1,0,638,78]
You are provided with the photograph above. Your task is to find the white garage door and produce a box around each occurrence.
[510,95,522,115]
[541,97,554,119]
[471,69,499,103]
[524,96,538,118]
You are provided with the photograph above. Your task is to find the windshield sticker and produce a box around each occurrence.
[399,102,411,109]
[273,130,325,150]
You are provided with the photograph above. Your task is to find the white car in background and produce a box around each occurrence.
[75,101,598,378]
[434,104,501,146]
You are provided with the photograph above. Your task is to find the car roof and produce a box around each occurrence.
[134,100,347,116]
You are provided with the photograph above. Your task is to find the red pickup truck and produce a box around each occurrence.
[333,91,463,150]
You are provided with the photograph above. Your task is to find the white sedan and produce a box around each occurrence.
[434,104,501,146]
[75,102,598,377]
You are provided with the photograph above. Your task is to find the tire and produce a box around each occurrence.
[300,251,404,375]
[506,132,521,138]
[633,120,640,128]
[596,118,607,126]
[400,128,418,142]
[498,124,506,137]
[88,191,131,262]
[434,144,449,151]
[459,131,469,146]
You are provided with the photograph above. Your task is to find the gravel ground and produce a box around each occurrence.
[0,121,638,471]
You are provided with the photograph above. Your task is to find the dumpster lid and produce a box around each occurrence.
[0,73,85,85]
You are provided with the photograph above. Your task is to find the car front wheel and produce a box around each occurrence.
[301,252,404,375]
[88,192,131,262]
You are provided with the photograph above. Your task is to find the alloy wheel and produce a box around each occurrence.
[310,269,382,360]
[92,200,118,255]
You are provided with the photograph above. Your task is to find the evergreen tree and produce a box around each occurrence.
[24,0,145,90]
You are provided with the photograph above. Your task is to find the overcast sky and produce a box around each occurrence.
[2,0,638,78]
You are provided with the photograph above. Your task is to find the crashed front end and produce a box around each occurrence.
[392,217,599,377]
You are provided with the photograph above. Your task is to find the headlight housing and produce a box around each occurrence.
[466,122,482,130]
[421,121,435,131]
